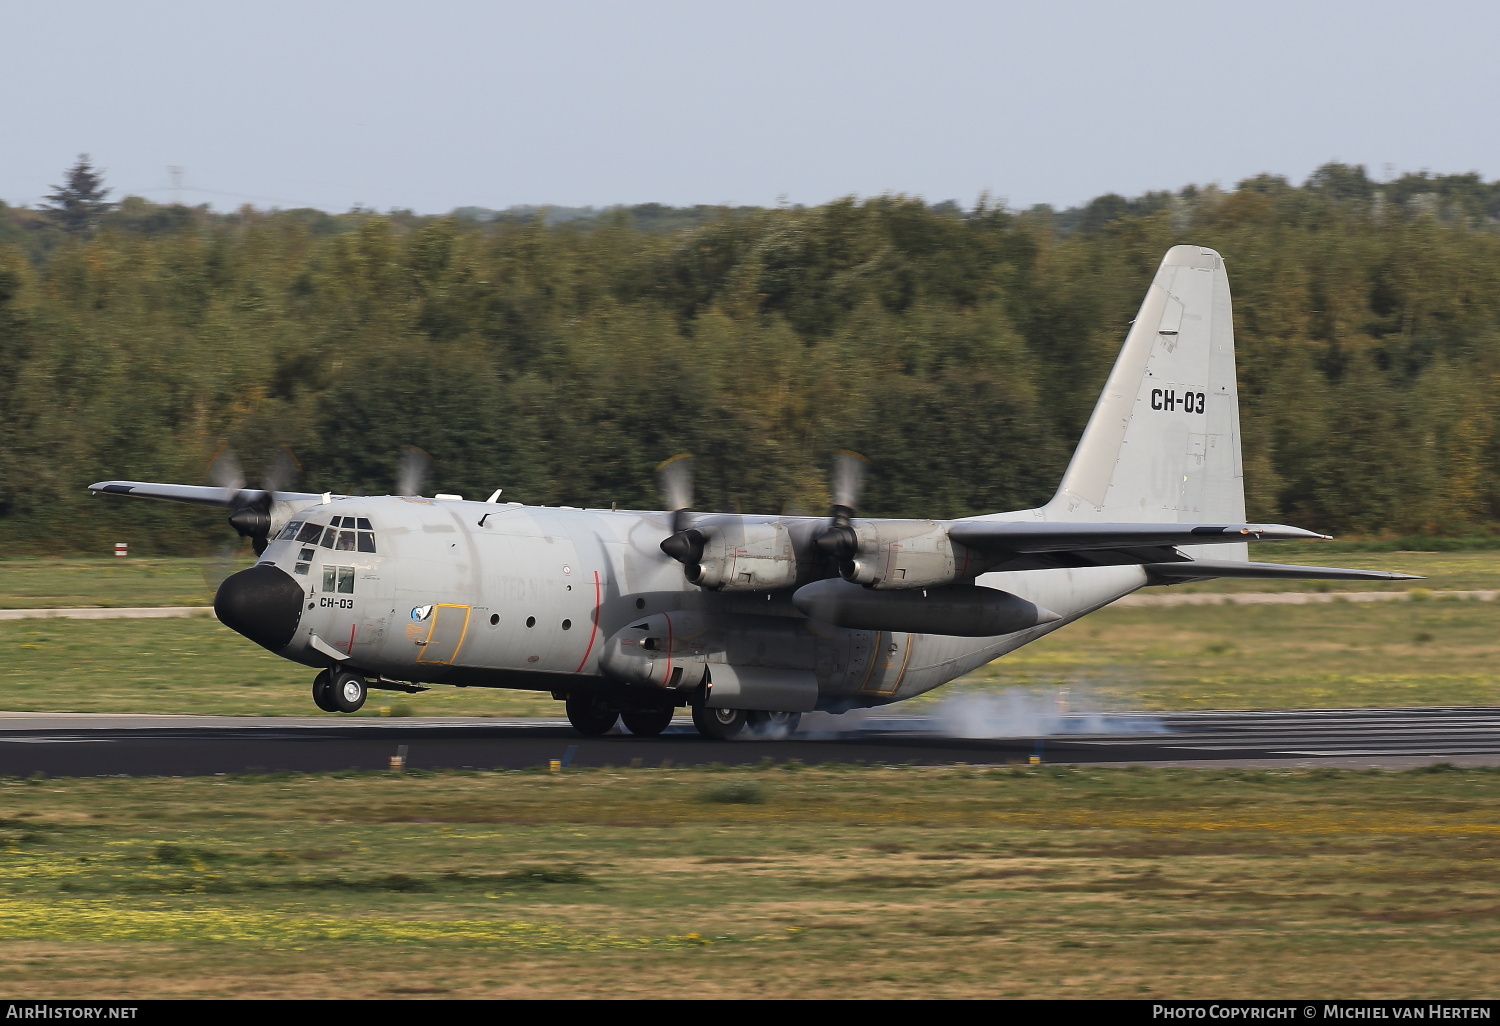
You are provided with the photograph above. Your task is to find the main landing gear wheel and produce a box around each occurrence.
[565,694,620,736]
[621,706,675,736]
[312,669,337,713]
[747,710,801,737]
[332,670,367,713]
[692,704,747,740]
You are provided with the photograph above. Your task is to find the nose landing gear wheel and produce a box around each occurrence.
[621,706,675,736]
[692,704,747,740]
[332,671,367,713]
[312,670,337,713]
[565,694,619,736]
[746,710,801,737]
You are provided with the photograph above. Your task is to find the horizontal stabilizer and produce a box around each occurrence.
[89,481,325,507]
[948,521,1327,554]
[1143,560,1423,582]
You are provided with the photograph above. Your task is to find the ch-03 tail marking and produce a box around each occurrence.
[91,246,1419,739]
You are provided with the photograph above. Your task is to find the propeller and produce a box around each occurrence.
[813,450,869,562]
[208,444,302,556]
[398,446,432,497]
[655,455,706,565]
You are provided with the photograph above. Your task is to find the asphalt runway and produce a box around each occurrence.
[0,706,1495,777]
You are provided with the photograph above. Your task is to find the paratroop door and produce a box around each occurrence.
[416,604,471,664]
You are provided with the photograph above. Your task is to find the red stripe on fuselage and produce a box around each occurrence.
[573,571,602,673]
[663,612,673,687]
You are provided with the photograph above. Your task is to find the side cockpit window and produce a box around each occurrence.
[321,565,356,594]
[276,521,304,541]
[296,522,324,544]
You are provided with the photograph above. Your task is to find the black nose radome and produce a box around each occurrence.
[214,564,304,653]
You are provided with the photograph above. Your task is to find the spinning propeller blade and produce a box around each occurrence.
[655,455,705,564]
[814,450,868,559]
[398,446,432,498]
[206,444,301,556]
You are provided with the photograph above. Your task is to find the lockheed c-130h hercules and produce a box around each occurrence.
[91,245,1417,740]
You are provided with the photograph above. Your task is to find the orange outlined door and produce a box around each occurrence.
[416,604,471,664]
[859,631,912,695]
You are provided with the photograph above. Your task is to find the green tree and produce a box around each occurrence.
[41,155,113,234]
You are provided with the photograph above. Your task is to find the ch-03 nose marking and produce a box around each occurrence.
[91,245,1422,739]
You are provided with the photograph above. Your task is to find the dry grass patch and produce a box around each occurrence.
[0,764,1495,997]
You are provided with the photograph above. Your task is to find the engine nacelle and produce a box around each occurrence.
[686,517,800,592]
[792,578,1058,637]
[598,612,712,690]
[840,520,985,590]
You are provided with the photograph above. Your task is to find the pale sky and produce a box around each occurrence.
[4,0,1497,214]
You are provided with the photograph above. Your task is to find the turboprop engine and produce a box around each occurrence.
[792,578,1059,637]
[837,520,988,590]
[662,516,802,592]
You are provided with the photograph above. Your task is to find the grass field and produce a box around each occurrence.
[2,592,1498,717]
[0,548,1497,609]
[0,558,226,609]
[0,763,1495,998]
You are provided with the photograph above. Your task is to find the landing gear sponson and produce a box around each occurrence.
[310,674,798,738]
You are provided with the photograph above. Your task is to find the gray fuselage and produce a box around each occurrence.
[255,495,1147,710]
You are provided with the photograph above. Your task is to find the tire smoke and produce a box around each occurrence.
[931,685,1166,739]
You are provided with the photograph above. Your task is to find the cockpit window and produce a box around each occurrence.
[276,521,303,541]
[305,517,376,552]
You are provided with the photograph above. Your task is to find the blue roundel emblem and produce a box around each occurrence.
[410,605,433,621]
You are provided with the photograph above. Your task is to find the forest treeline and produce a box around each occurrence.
[3,162,1500,553]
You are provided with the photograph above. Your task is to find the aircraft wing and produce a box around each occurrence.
[1142,560,1423,582]
[88,481,325,507]
[947,521,1328,553]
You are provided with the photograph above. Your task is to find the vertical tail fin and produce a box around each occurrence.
[1047,245,1245,553]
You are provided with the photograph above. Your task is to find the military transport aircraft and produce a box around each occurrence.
[90,245,1417,739]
